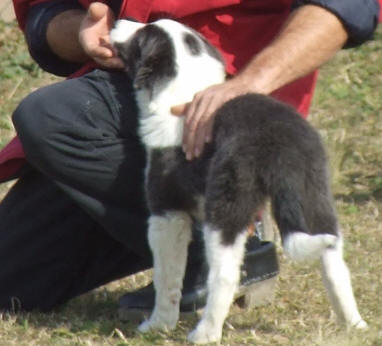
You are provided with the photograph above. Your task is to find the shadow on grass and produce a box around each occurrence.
[3,289,135,338]
[4,287,199,344]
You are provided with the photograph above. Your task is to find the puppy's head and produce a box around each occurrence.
[111,20,176,93]
[110,19,225,97]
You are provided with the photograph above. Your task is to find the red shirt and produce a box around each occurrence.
[0,0,379,182]
[14,0,316,112]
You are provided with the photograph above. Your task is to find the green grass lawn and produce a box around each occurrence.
[1,20,382,345]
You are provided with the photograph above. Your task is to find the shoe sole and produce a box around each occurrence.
[118,274,277,322]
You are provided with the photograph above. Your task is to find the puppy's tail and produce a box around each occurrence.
[271,182,338,261]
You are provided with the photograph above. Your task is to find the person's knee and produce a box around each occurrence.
[12,88,57,167]
[13,89,47,149]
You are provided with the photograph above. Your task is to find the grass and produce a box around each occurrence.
[1,19,382,345]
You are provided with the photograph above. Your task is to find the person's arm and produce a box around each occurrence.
[24,0,86,76]
[48,2,123,69]
[293,0,380,48]
[232,5,348,96]
[176,5,349,160]
[45,9,88,64]
[25,1,122,76]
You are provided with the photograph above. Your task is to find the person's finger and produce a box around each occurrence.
[171,103,188,116]
[204,96,222,143]
[185,95,212,160]
[192,121,207,158]
[108,57,124,69]
[205,116,214,143]
[88,44,113,58]
[193,99,218,157]
[94,56,124,69]
[182,97,199,155]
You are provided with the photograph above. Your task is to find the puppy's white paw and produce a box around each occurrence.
[187,323,222,344]
[138,317,177,333]
[138,320,153,333]
[353,319,368,330]
[138,320,155,333]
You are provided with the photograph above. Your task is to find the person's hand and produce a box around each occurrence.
[171,78,251,160]
[79,2,123,69]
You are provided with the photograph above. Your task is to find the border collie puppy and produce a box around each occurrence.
[111,19,366,344]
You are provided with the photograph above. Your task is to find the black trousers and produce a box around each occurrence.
[0,70,202,311]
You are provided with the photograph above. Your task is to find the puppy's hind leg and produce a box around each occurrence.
[272,171,366,329]
[321,236,367,329]
[138,212,192,333]
[188,226,247,344]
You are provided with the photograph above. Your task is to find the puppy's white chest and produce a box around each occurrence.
[136,84,185,148]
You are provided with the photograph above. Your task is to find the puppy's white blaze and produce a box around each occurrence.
[283,232,338,261]
[110,19,145,44]
[137,19,226,149]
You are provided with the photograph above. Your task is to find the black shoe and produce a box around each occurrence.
[118,236,279,321]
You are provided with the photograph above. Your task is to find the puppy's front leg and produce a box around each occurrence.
[188,226,247,344]
[138,212,192,333]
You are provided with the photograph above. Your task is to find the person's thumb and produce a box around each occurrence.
[88,2,109,21]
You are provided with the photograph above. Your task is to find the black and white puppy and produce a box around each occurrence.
[111,19,366,344]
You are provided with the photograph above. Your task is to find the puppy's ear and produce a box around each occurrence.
[133,25,176,93]
[116,36,142,78]
[110,19,145,76]
[134,66,153,90]
[113,23,177,95]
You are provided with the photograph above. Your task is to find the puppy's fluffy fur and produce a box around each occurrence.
[111,19,366,344]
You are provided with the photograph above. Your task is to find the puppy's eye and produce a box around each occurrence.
[183,33,201,56]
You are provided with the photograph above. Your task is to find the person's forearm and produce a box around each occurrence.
[237,5,349,94]
[46,9,89,63]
